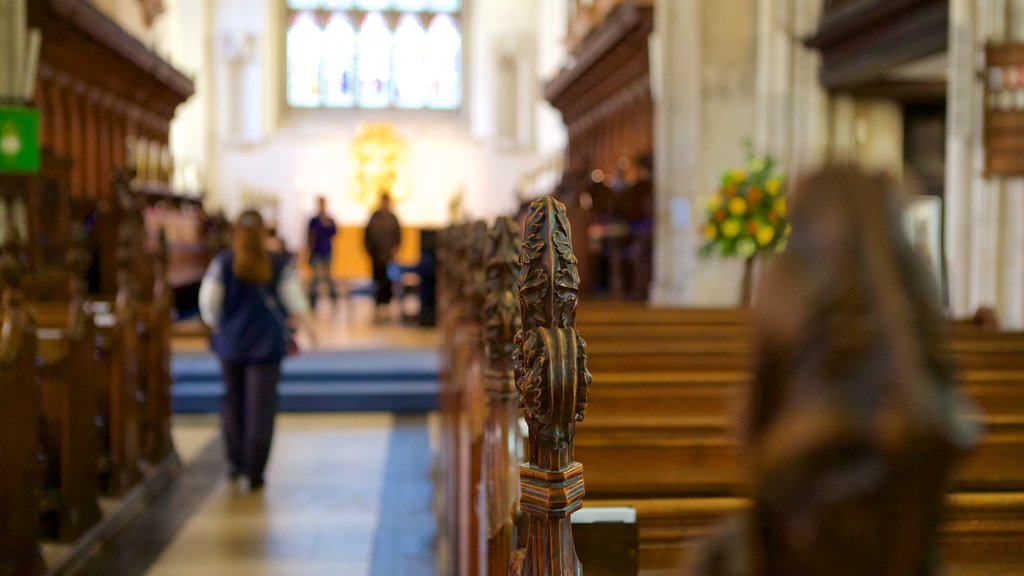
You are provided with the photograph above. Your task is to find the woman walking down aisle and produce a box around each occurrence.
[199,210,318,490]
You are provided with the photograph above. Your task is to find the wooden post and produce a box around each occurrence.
[142,228,177,464]
[439,223,474,575]
[0,215,45,576]
[511,196,591,576]
[483,216,523,575]
[49,225,102,539]
[740,255,755,308]
[462,220,488,575]
[107,175,145,494]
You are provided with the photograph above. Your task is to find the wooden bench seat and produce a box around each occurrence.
[0,305,46,575]
[586,492,1024,576]
[586,369,1023,424]
[577,410,1024,497]
[31,314,103,541]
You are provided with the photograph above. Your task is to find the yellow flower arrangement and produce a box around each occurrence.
[728,197,747,216]
[700,153,789,259]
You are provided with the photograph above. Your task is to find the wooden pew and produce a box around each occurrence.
[445,220,1024,575]
[86,176,179,494]
[589,492,1024,576]
[437,222,490,576]
[0,240,46,576]
[571,310,1024,573]
[480,217,524,575]
[492,299,1024,573]
[29,301,103,540]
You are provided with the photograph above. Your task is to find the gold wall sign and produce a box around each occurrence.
[984,43,1024,177]
[350,123,407,208]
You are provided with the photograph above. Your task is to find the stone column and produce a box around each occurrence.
[754,0,828,175]
[651,0,757,307]
[650,0,700,306]
[946,0,1024,328]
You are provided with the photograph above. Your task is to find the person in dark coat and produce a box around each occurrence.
[364,193,402,320]
[307,196,338,309]
[199,210,317,490]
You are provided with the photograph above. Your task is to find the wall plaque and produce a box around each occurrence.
[0,107,39,174]
[984,43,1024,177]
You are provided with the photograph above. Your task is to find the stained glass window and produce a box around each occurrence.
[322,14,357,107]
[356,12,393,108]
[394,0,429,10]
[355,0,391,10]
[429,0,460,13]
[286,11,324,108]
[284,1,461,109]
[425,14,460,109]
[393,14,427,108]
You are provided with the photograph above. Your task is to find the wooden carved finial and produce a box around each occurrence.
[466,220,489,310]
[0,227,32,363]
[484,217,522,376]
[115,219,140,307]
[64,224,94,338]
[449,223,470,307]
[67,224,92,296]
[0,232,24,294]
[511,195,591,576]
[691,167,981,576]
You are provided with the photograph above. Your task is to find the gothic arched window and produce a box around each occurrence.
[392,13,428,108]
[285,0,462,109]
[424,13,461,109]
[321,13,357,107]
[286,11,324,108]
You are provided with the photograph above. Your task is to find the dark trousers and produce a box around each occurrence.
[309,255,337,308]
[372,262,393,305]
[219,360,281,481]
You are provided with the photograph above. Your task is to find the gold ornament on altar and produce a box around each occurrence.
[350,123,407,208]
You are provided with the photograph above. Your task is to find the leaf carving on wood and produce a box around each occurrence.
[514,196,591,447]
[518,196,580,332]
[0,227,33,364]
[466,220,489,310]
[484,217,522,372]
[449,224,469,303]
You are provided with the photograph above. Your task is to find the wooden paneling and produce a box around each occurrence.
[804,0,948,94]
[546,1,653,176]
[27,0,193,202]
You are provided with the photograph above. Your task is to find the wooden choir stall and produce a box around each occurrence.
[0,2,196,573]
[545,0,654,301]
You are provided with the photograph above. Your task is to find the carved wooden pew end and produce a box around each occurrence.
[511,196,591,576]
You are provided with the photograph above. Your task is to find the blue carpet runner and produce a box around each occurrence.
[371,414,437,576]
[172,350,439,413]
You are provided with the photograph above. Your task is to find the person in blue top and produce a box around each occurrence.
[307,195,338,309]
[199,210,317,491]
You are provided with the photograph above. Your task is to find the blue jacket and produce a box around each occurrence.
[209,250,290,364]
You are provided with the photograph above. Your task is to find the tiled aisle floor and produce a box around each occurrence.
[147,413,394,576]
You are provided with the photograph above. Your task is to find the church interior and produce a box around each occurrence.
[2,0,1024,574]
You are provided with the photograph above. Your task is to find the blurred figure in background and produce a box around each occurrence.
[199,210,317,491]
[307,195,338,309]
[691,166,981,576]
[364,193,402,321]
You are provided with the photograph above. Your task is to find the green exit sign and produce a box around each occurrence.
[0,107,40,174]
